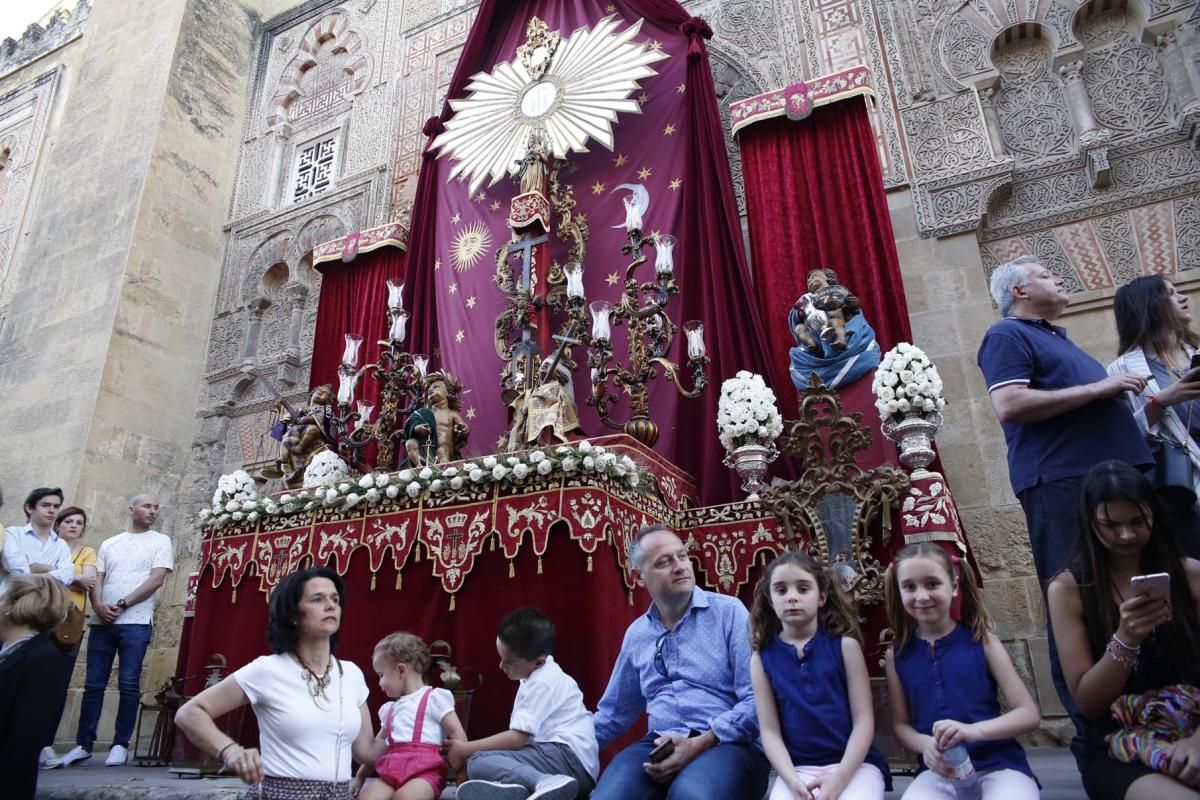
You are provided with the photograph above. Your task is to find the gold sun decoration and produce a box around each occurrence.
[451,221,492,272]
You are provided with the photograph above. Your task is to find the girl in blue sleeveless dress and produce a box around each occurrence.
[750,551,890,800]
[884,543,1041,798]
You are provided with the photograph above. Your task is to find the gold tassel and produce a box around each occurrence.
[490,536,496,552]
[449,594,456,611]
[537,557,543,574]
[415,545,421,562]
[508,560,515,578]
[231,587,237,603]
[587,555,593,572]
[396,573,402,590]
[370,574,377,590]
[627,589,633,605]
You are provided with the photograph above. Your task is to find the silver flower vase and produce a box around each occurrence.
[723,438,778,501]
[883,412,943,470]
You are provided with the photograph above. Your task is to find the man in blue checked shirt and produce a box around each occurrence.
[591,524,767,799]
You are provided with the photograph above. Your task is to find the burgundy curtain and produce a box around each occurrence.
[738,98,911,417]
[405,0,779,505]
[310,246,408,467]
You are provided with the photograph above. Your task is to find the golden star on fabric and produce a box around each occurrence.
[669,178,683,191]
[638,92,649,103]
[448,283,458,294]
[676,83,686,93]
[663,123,676,136]
[591,180,606,195]
[466,295,477,309]
[605,3,616,11]
[490,201,501,211]
[496,436,507,450]
[432,346,442,357]
[652,229,662,239]
[450,212,461,224]
[650,40,662,50]
[473,192,486,203]
[637,167,652,180]
[466,407,477,419]
[613,153,628,167]
[576,212,588,225]
[434,258,442,271]
[455,329,465,343]
[606,271,620,286]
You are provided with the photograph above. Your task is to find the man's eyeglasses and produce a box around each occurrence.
[654,630,670,678]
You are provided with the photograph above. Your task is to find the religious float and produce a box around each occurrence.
[179,3,974,769]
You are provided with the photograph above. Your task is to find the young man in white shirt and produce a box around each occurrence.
[1,487,71,593]
[448,608,598,800]
[57,494,174,768]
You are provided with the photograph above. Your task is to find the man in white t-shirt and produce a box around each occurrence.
[56,494,173,768]
[448,607,598,800]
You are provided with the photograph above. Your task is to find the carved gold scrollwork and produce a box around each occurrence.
[759,375,910,605]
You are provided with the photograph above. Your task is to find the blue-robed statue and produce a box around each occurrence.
[788,268,880,390]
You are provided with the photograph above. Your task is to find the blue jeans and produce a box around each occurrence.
[591,734,769,800]
[76,623,153,750]
[1019,477,1087,769]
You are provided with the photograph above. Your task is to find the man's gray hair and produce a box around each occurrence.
[989,255,1042,317]
[626,523,672,570]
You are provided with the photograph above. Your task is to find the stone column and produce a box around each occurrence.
[1158,31,1198,111]
[978,87,1008,157]
[1058,60,1101,135]
[242,297,270,365]
[284,281,309,361]
[265,124,292,207]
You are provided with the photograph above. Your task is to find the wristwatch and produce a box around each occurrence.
[116,598,128,610]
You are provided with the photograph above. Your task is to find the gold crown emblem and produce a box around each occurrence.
[445,511,469,528]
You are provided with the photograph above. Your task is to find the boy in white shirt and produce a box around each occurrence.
[447,608,598,800]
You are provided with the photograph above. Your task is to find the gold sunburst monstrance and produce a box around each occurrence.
[432,15,668,194]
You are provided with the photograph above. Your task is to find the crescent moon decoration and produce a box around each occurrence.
[432,15,668,196]
[610,182,650,229]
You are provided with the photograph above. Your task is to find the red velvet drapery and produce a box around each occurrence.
[310,246,408,468]
[738,98,911,417]
[404,0,780,505]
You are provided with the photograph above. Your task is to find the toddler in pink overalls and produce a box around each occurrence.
[355,632,467,800]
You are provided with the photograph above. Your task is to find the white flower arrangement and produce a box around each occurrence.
[198,442,653,529]
[303,450,351,489]
[716,371,784,451]
[871,342,947,424]
[211,469,256,508]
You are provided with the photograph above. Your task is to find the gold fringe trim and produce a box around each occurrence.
[490,536,496,552]
[370,574,377,590]
[587,555,593,572]
[396,572,403,590]
[537,557,543,574]
[508,560,515,578]
[627,589,633,605]
[231,587,237,603]
[449,594,456,611]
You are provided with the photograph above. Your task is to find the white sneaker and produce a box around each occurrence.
[455,780,528,800]
[55,746,91,767]
[104,744,129,766]
[39,747,58,768]
[529,775,579,800]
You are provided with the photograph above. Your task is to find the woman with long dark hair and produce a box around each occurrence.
[1109,276,1200,556]
[1048,461,1200,799]
[176,567,377,799]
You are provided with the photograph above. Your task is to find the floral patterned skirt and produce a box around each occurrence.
[243,776,352,800]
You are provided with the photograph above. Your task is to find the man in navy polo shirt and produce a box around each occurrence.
[979,255,1151,762]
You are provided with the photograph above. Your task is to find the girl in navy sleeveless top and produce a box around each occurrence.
[750,551,890,800]
[884,543,1040,799]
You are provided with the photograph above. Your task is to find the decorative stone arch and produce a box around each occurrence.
[291,212,350,279]
[240,231,293,307]
[266,11,373,132]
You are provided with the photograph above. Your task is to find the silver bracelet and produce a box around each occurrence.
[216,740,239,761]
[1111,634,1141,654]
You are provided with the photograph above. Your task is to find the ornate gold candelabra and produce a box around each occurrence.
[586,227,709,447]
[330,281,428,470]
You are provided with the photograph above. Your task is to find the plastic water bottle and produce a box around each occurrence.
[941,744,982,800]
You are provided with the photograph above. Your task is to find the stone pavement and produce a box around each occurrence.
[37,747,1086,799]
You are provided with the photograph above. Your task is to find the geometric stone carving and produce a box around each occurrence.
[266,12,372,132]
[0,1,90,79]
[1079,12,1174,139]
[901,92,993,177]
[993,41,1074,163]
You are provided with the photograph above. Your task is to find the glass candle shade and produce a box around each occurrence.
[413,355,429,376]
[354,401,374,431]
[654,234,676,276]
[684,320,706,360]
[342,334,364,366]
[622,195,643,232]
[386,279,405,311]
[337,370,358,405]
[564,262,585,299]
[590,301,614,341]
[389,309,409,343]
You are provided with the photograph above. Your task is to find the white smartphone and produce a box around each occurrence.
[1130,572,1171,600]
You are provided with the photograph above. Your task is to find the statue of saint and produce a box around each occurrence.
[516,128,551,197]
[507,357,583,449]
[403,371,470,466]
[264,384,335,487]
[788,268,880,390]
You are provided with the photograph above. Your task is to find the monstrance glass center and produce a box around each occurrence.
[520,80,558,118]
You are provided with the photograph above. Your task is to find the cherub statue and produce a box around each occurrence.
[403,371,470,466]
[788,268,879,391]
[263,384,335,487]
[798,268,861,352]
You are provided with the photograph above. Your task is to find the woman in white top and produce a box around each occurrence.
[176,567,376,799]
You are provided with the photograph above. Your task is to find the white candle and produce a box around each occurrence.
[623,195,643,232]
[386,279,405,311]
[684,320,706,359]
[342,334,364,366]
[590,301,613,341]
[389,310,408,343]
[654,234,676,276]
